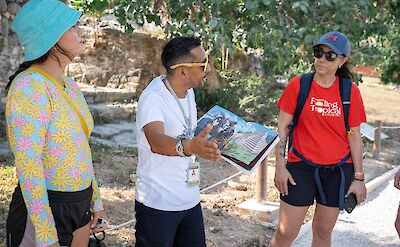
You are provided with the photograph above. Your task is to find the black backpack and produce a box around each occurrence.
[286,72,353,210]
[288,72,352,151]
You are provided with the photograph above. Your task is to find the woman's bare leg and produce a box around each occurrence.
[270,200,309,247]
[311,203,340,247]
[71,223,90,247]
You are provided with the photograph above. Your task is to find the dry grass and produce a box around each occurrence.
[0,164,18,246]
[359,76,400,125]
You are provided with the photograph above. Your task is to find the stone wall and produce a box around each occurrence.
[67,16,225,95]
[0,0,25,89]
[1,8,264,98]
[0,12,223,97]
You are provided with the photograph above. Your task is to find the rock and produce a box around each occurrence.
[89,102,136,123]
[212,208,223,216]
[91,121,137,149]
[80,85,136,103]
[0,0,7,12]
[112,131,136,148]
[0,141,10,157]
[127,69,140,77]
[1,17,9,37]
[7,2,20,15]
[209,227,223,233]
[129,173,136,183]
[227,180,248,191]
[92,121,134,139]
[99,14,124,32]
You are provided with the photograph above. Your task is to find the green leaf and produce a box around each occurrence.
[262,0,270,6]
[209,18,219,29]
[245,0,257,10]
[304,34,314,44]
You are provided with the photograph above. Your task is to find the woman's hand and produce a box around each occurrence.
[346,180,367,204]
[90,210,109,233]
[274,164,296,196]
[49,242,61,247]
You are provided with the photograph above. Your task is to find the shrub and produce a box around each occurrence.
[195,70,284,126]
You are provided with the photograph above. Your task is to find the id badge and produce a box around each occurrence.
[187,156,200,185]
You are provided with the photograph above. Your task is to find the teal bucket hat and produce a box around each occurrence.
[12,0,81,61]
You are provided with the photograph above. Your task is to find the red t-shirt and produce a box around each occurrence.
[277,76,367,165]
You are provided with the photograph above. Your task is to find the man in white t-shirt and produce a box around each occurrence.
[135,36,222,247]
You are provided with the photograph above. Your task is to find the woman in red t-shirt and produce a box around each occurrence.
[270,31,367,247]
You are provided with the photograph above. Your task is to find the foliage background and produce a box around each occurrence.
[71,0,399,84]
[70,0,399,123]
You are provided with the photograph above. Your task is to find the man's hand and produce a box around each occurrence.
[185,124,221,162]
[394,169,400,190]
[90,210,108,233]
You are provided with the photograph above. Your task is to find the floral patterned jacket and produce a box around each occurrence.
[6,68,103,246]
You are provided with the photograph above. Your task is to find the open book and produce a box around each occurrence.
[194,105,279,175]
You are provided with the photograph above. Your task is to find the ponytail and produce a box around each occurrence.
[6,61,35,92]
[6,53,49,93]
[6,43,74,93]
[336,60,355,82]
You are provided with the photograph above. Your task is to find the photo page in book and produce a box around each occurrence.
[194,105,279,174]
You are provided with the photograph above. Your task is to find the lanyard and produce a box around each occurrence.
[163,77,192,132]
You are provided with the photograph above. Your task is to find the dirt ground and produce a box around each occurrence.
[0,76,399,247]
[91,144,278,247]
[88,76,400,247]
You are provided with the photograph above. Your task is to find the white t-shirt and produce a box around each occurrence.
[135,76,199,211]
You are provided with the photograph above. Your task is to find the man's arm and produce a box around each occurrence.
[143,121,221,162]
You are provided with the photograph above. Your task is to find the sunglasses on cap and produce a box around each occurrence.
[313,46,344,62]
[170,52,210,73]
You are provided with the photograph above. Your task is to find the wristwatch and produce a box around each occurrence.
[354,172,365,181]
[175,138,189,157]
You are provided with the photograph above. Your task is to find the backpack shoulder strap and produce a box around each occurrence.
[288,72,314,148]
[339,77,352,134]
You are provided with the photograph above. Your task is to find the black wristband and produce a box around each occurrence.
[354,178,365,181]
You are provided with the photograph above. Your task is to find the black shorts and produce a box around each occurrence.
[281,162,354,208]
[6,184,93,247]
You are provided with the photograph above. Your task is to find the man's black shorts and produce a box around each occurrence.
[281,161,354,207]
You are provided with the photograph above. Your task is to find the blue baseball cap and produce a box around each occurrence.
[313,31,350,57]
[12,0,81,61]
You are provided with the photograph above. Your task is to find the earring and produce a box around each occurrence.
[338,65,341,69]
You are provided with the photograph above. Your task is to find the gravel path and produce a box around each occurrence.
[293,168,400,247]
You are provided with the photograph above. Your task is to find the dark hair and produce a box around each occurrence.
[161,37,201,74]
[6,53,48,92]
[336,60,355,82]
[6,44,73,93]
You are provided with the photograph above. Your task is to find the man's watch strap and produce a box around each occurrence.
[175,138,190,157]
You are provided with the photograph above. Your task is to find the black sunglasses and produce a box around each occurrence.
[313,46,343,62]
